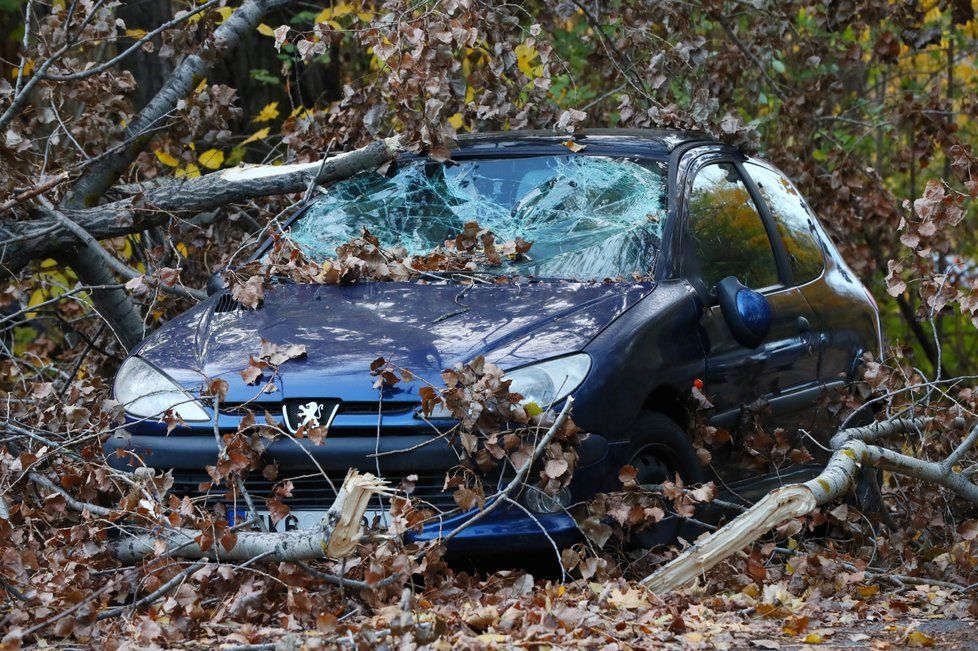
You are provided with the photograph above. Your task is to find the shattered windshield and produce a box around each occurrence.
[286,154,669,280]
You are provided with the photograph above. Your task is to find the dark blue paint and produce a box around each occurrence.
[107,129,882,554]
[736,287,773,339]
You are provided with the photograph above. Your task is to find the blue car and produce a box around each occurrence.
[107,129,881,553]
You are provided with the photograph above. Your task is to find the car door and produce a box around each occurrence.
[743,160,879,387]
[681,157,820,475]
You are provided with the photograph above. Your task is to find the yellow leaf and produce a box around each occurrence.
[314,8,333,23]
[242,127,271,145]
[124,28,147,38]
[194,77,207,94]
[448,113,464,130]
[154,149,180,167]
[176,242,189,257]
[332,2,355,17]
[11,59,34,79]
[857,584,880,599]
[357,11,373,21]
[216,6,234,22]
[907,631,935,647]
[257,23,276,36]
[176,163,200,179]
[515,40,539,77]
[253,101,280,123]
[524,402,543,417]
[198,149,225,170]
[802,634,824,644]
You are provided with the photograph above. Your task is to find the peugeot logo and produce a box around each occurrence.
[297,401,323,427]
[283,399,341,434]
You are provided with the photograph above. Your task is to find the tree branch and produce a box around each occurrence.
[114,469,389,562]
[1,138,402,276]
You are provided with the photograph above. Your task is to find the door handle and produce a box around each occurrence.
[797,316,814,352]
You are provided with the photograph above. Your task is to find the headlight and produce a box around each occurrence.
[506,353,591,408]
[114,356,209,422]
[417,353,591,420]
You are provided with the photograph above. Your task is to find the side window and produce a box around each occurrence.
[746,162,825,284]
[687,162,780,290]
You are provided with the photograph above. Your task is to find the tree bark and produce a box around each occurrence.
[4,138,401,274]
[54,0,293,349]
[642,420,978,594]
[115,469,389,562]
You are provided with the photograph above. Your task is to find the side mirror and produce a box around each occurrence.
[206,271,227,296]
[716,276,771,349]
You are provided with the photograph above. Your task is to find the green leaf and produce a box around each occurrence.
[772,59,786,74]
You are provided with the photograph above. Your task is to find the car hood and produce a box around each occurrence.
[136,281,654,403]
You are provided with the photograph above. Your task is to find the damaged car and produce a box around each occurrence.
[106,129,882,553]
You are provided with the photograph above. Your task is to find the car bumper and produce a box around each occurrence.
[104,429,618,553]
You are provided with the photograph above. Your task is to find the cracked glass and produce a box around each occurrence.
[286,155,669,280]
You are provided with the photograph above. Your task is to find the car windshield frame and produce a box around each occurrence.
[256,152,671,282]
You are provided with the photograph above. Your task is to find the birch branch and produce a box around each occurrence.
[114,469,390,562]
[642,419,978,594]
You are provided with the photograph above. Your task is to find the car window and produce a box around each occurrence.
[687,162,780,290]
[746,162,824,284]
[283,155,669,280]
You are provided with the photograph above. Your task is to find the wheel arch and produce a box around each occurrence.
[642,384,688,430]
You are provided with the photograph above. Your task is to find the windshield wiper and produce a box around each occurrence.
[415,269,500,284]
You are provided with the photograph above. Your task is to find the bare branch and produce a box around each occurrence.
[442,397,574,544]
[43,0,224,82]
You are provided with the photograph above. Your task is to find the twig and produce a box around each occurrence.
[295,561,402,590]
[43,0,223,82]
[442,397,574,544]
[38,197,206,300]
[0,173,69,214]
[96,559,208,620]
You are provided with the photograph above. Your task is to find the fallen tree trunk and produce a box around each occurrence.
[642,421,978,594]
[115,469,389,563]
[2,138,402,278]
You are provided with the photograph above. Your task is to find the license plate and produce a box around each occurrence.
[227,508,389,532]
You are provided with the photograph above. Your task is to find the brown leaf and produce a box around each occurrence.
[544,458,568,479]
[266,498,290,526]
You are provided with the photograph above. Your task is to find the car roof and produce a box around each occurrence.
[448,128,716,158]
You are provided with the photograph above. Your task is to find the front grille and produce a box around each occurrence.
[222,400,418,421]
[170,470,461,512]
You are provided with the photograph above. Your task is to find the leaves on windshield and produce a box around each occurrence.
[225,221,532,308]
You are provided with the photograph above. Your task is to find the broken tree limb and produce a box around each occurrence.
[49,0,298,348]
[37,197,207,301]
[828,416,932,448]
[114,470,390,563]
[1,138,403,277]
[642,420,978,594]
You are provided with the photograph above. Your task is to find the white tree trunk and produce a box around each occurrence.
[642,432,978,594]
[115,470,388,563]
